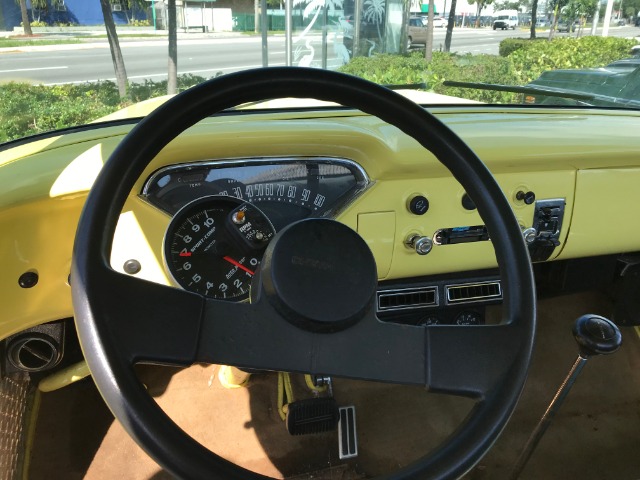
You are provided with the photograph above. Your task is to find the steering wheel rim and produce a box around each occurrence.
[71,67,536,480]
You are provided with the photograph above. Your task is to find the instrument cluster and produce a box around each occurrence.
[141,157,368,300]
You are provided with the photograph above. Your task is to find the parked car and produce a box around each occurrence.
[556,21,576,32]
[428,16,447,28]
[407,17,427,48]
[492,9,519,29]
[526,57,640,107]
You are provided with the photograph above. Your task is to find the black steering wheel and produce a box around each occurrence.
[71,68,536,480]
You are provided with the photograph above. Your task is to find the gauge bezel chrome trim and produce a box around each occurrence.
[141,156,371,220]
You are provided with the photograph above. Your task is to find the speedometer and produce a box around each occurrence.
[163,195,275,300]
[142,158,369,230]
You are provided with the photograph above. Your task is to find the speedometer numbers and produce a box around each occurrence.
[164,196,275,300]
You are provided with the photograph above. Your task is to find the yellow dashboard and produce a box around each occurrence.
[2,105,640,340]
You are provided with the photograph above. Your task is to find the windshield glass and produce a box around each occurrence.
[1,0,639,142]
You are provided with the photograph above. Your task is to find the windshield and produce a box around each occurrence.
[1,0,639,142]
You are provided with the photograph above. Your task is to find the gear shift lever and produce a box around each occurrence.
[508,314,622,480]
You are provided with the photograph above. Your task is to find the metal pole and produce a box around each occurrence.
[508,356,588,480]
[261,0,268,67]
[285,0,293,65]
[152,0,157,30]
[322,3,328,69]
[602,0,614,35]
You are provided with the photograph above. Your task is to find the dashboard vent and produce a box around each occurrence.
[445,281,502,304]
[377,287,438,312]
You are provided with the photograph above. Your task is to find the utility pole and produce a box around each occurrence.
[602,0,614,35]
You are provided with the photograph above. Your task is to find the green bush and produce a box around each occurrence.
[339,53,431,86]
[130,19,152,27]
[499,37,546,57]
[340,36,639,103]
[509,36,637,84]
[0,74,210,143]
[340,52,519,103]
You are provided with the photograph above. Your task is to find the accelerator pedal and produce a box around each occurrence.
[338,405,358,459]
[286,397,339,435]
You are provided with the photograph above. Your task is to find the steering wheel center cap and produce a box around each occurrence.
[258,218,377,333]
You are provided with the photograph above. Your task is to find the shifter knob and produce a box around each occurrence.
[573,314,622,357]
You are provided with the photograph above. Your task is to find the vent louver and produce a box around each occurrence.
[445,281,502,304]
[377,287,438,312]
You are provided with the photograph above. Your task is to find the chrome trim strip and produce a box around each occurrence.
[141,156,370,196]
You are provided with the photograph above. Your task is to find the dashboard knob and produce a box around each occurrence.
[516,190,536,205]
[408,195,429,215]
[405,234,433,255]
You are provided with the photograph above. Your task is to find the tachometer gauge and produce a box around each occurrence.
[164,195,275,300]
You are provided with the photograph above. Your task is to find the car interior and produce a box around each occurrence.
[2,16,640,480]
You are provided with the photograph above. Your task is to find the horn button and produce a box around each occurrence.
[257,219,377,333]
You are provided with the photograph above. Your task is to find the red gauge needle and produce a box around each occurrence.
[179,252,192,257]
[223,256,255,275]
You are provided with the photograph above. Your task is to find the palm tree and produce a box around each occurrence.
[99,0,128,98]
[168,0,178,94]
[530,0,538,38]
[18,0,33,36]
[444,0,457,51]
[425,0,435,61]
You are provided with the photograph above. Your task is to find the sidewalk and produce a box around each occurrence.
[0,28,259,53]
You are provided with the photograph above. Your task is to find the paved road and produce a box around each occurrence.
[1,26,638,85]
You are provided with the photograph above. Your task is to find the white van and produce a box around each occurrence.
[493,10,519,30]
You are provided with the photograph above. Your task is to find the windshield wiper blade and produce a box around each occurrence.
[443,80,596,102]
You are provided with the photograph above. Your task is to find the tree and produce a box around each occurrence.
[547,0,569,39]
[30,0,47,23]
[468,0,494,26]
[168,0,178,95]
[18,0,33,35]
[99,0,128,98]
[425,0,435,61]
[444,0,457,51]
[111,0,149,24]
[530,0,538,38]
[564,0,598,35]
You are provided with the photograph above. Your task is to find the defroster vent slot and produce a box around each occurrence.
[445,281,502,304]
[377,287,438,312]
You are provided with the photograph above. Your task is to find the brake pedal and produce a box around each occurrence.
[338,405,358,459]
[286,397,339,435]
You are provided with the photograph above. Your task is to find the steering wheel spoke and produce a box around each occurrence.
[198,298,428,384]
[74,266,205,366]
[426,324,524,399]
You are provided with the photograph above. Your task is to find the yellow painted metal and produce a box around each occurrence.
[1,106,640,342]
[357,211,396,279]
[562,168,640,259]
[38,361,91,393]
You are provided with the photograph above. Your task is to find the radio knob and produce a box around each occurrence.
[405,234,433,255]
[516,190,536,205]
[522,227,537,244]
